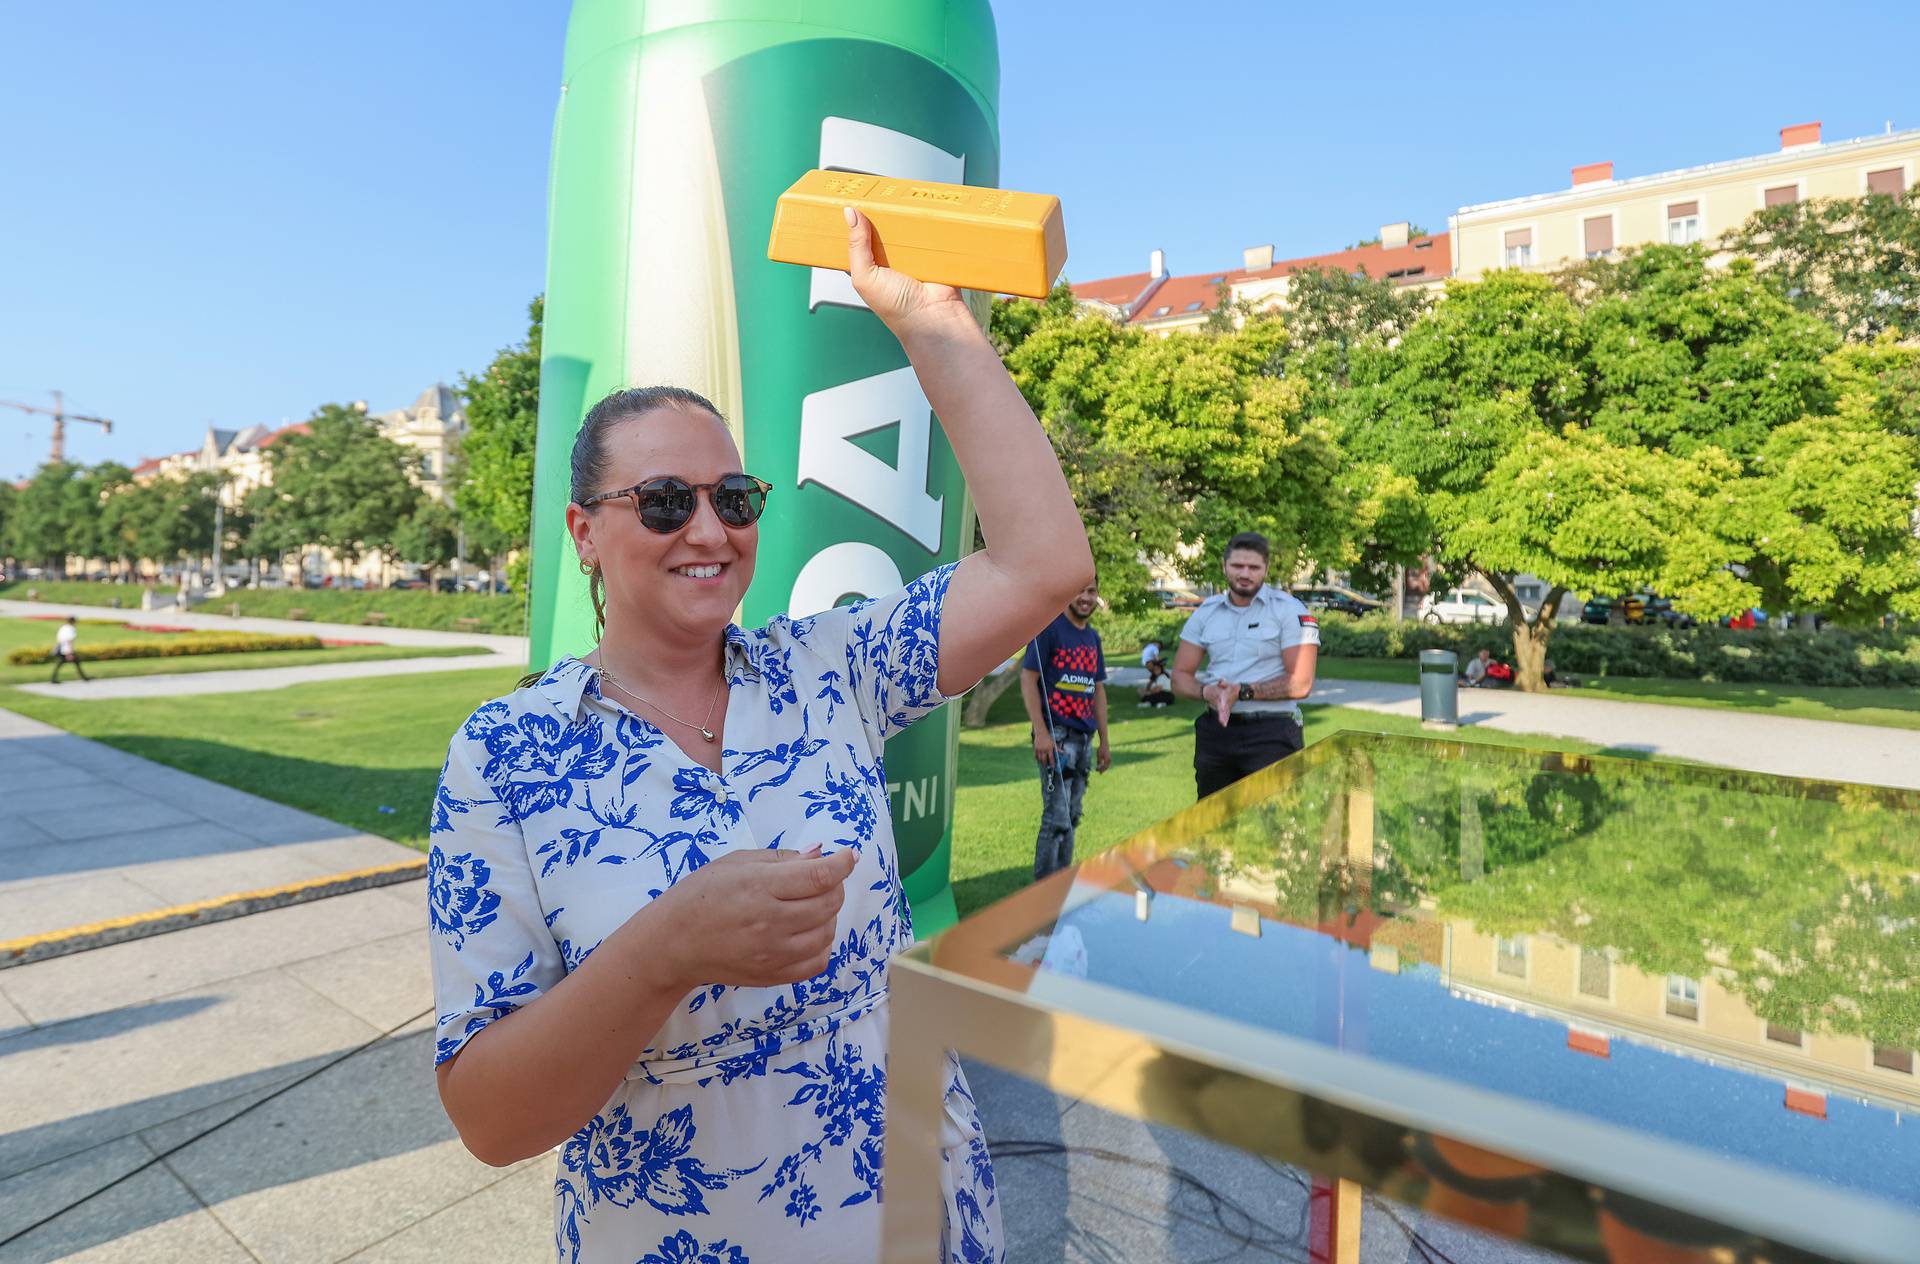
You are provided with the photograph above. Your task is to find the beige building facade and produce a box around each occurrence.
[1452,121,1920,280]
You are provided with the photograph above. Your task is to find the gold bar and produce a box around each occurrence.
[767,169,1067,299]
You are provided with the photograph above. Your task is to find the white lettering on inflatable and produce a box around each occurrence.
[809,117,965,313]
[796,367,943,552]
[789,540,903,619]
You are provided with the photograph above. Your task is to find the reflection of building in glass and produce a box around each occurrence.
[1428,917,1918,1113]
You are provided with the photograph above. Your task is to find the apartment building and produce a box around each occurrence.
[1451,120,1920,279]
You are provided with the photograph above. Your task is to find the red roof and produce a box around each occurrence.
[130,456,168,477]
[257,421,310,447]
[1081,233,1452,326]
[1069,271,1155,310]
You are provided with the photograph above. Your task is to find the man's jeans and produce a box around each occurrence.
[1034,726,1093,881]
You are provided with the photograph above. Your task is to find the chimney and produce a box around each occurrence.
[1378,221,1410,249]
[1571,161,1613,187]
[1149,248,1166,279]
[1780,120,1822,149]
[1243,244,1274,271]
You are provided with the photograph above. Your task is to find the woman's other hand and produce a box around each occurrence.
[654,847,857,989]
[843,207,972,341]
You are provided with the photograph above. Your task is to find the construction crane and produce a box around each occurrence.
[2,391,114,464]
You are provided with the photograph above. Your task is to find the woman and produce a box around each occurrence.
[428,208,1092,1264]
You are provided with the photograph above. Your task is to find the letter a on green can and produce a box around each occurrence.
[530,1,1000,936]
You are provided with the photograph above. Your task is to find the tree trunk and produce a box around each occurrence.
[1480,571,1564,693]
[961,667,1021,727]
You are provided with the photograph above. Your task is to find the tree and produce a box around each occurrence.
[1722,186,1920,341]
[258,404,420,574]
[1337,262,1788,688]
[1279,266,1433,395]
[458,296,542,561]
[133,473,221,579]
[0,480,16,576]
[1740,339,1920,625]
[394,499,460,587]
[8,462,89,576]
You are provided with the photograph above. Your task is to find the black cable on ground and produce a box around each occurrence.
[0,1005,434,1251]
[995,1137,1474,1264]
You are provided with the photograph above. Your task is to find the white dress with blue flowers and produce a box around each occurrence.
[428,563,1002,1264]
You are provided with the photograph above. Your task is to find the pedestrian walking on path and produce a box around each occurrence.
[427,209,1090,1264]
[49,616,91,684]
[1021,578,1111,881]
[1172,532,1320,798]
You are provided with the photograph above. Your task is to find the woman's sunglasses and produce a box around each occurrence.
[579,474,772,534]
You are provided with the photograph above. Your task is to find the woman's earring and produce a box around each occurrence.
[578,557,595,576]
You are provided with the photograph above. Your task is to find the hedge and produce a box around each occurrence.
[210,588,526,635]
[8,632,324,666]
[1314,613,1920,688]
[0,580,153,608]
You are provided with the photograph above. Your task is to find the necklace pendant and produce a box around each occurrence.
[700,726,716,743]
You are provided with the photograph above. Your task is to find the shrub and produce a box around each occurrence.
[8,632,324,665]
[1316,613,1920,688]
[212,588,526,635]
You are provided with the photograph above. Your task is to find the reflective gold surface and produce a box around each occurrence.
[884,734,1920,1263]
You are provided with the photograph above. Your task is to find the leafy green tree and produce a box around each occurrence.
[458,297,542,559]
[9,462,88,576]
[0,479,16,575]
[1722,186,1920,341]
[393,499,460,586]
[239,482,306,581]
[1280,265,1432,392]
[259,404,420,574]
[68,461,133,572]
[134,473,222,578]
[1741,339,1920,624]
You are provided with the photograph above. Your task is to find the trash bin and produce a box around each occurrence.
[1419,648,1459,729]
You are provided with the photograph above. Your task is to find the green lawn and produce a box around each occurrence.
[0,616,485,687]
[0,665,1633,922]
[1316,656,1920,732]
[0,579,159,608]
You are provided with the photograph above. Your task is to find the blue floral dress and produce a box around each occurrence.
[427,563,1001,1264]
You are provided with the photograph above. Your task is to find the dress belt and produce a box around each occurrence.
[624,989,886,1086]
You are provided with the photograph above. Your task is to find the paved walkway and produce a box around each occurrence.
[1104,666,1920,791]
[1306,677,1920,790]
[0,708,423,943]
[1,600,527,701]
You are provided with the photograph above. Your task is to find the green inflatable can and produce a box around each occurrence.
[530,0,1001,935]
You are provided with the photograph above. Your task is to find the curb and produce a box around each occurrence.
[0,858,427,969]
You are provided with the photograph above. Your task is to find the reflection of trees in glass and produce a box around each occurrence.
[1413,756,1920,1048]
[1165,737,1919,1045]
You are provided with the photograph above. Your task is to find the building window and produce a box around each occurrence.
[1666,200,1701,244]
[1582,215,1613,258]
[1665,975,1700,1020]
[1577,948,1611,999]
[1502,227,1533,267]
[1765,1023,1803,1047]
[1152,305,1171,317]
[1866,167,1907,197]
[1495,935,1528,978]
[1873,1046,1914,1074]
[1763,184,1799,208]
[1184,301,1203,312]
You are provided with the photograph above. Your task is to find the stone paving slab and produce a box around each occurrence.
[344,1163,554,1262]
[0,707,425,950]
[0,1153,256,1264]
[1,885,421,1026]
[13,650,524,701]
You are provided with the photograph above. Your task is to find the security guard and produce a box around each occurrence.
[1171,531,1320,798]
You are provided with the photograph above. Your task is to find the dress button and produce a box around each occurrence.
[714,782,730,803]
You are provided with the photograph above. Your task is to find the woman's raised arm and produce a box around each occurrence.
[843,210,1093,696]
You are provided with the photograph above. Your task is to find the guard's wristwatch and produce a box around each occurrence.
[1237,683,1255,702]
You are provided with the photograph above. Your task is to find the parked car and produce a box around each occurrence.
[1581,596,1612,625]
[1148,588,1202,611]
[388,578,431,590]
[1419,588,1505,624]
[1290,585,1386,617]
[1640,595,1695,629]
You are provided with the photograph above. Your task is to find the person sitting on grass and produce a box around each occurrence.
[1462,648,1491,688]
[1138,643,1175,708]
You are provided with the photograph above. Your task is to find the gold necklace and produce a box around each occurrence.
[594,658,725,743]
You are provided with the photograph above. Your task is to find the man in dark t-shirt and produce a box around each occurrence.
[1020,578,1110,881]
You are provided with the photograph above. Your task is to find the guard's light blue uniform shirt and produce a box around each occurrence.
[1176,585,1320,717]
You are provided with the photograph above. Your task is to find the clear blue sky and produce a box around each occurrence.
[4,0,1913,480]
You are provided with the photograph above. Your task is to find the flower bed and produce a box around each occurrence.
[6,632,325,666]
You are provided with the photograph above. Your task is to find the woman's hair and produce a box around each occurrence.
[570,385,725,506]
[570,386,727,638]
